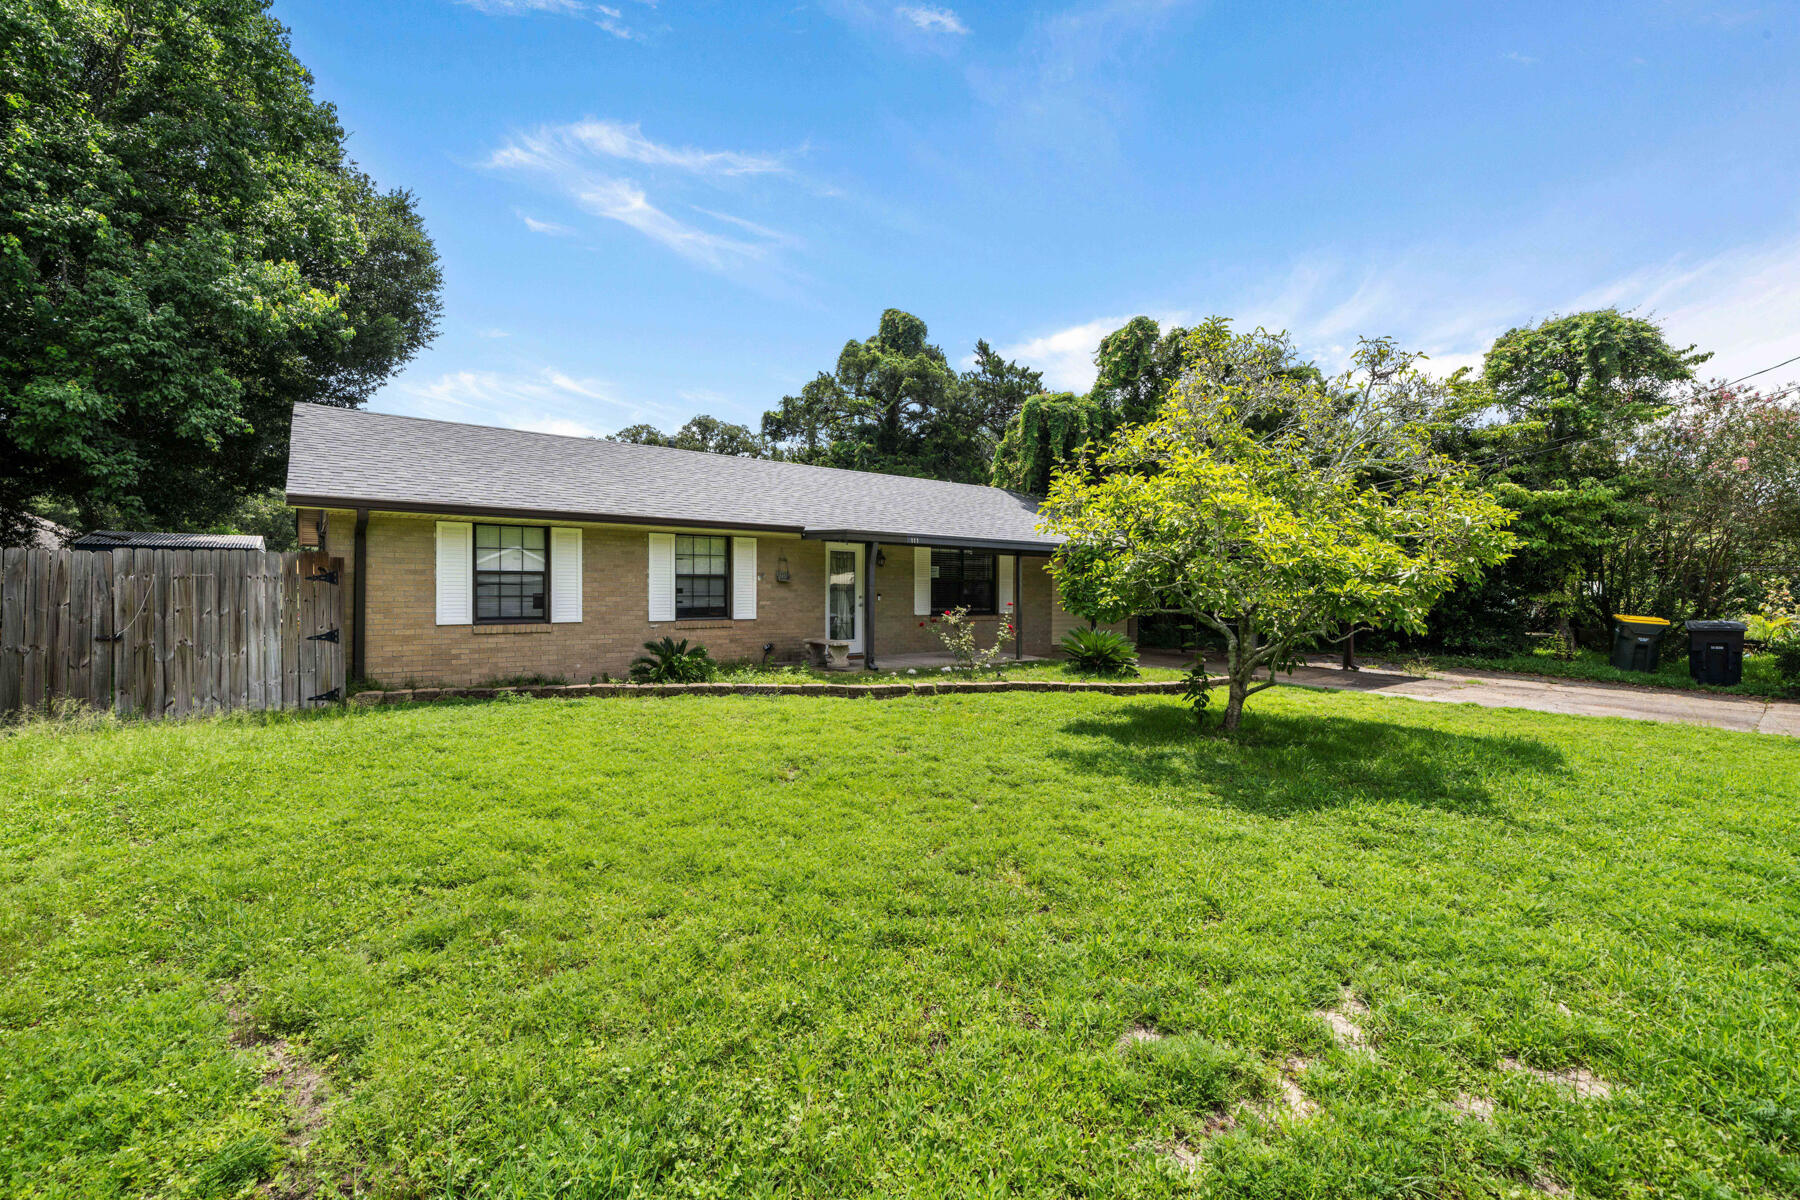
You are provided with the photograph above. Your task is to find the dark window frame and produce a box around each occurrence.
[675,534,732,620]
[930,548,999,615]
[473,523,550,625]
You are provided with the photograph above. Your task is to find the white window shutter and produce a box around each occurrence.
[732,537,757,620]
[647,533,675,622]
[435,522,473,625]
[914,547,931,615]
[998,554,1016,612]
[551,528,582,622]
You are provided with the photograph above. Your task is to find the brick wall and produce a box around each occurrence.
[332,511,1100,686]
[351,514,823,686]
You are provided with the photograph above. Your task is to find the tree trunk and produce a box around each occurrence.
[1221,678,1248,732]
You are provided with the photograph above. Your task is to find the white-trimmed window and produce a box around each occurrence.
[675,535,729,619]
[475,524,548,623]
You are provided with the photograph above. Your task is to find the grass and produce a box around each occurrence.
[1419,644,1791,699]
[2,689,1797,1198]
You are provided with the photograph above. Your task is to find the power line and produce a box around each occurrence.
[1725,352,1800,388]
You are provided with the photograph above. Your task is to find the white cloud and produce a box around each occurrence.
[491,119,787,178]
[1501,50,1539,65]
[518,213,574,235]
[485,120,798,272]
[475,328,512,339]
[571,179,766,268]
[384,366,681,437]
[995,311,1187,392]
[1572,229,1800,386]
[896,5,969,34]
[455,0,636,38]
[1003,227,1800,395]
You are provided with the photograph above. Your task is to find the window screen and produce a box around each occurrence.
[930,549,998,615]
[475,525,548,622]
[676,535,730,619]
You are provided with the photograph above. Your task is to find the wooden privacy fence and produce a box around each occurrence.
[0,548,344,719]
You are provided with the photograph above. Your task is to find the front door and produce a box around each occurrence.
[825,543,864,655]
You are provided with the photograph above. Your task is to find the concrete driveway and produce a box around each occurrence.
[1142,652,1800,738]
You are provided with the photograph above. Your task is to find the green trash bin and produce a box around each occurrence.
[1610,615,1671,672]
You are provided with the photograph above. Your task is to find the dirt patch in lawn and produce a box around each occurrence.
[1501,1056,1614,1100]
[221,991,338,1197]
[1115,1025,1163,1054]
[1315,987,1372,1053]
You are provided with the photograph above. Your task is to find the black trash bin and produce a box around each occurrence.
[1685,620,1747,686]
[1610,615,1671,672]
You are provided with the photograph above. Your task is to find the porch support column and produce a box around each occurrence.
[863,541,878,670]
[352,507,369,683]
[1014,554,1023,659]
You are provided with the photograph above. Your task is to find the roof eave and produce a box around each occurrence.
[801,528,1060,555]
[282,492,807,536]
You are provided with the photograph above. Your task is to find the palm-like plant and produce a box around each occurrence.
[1059,627,1139,676]
[629,637,716,683]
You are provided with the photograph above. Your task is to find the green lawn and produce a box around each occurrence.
[1420,644,1791,699]
[3,690,1798,1199]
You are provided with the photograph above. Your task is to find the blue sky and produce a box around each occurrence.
[279,0,1800,439]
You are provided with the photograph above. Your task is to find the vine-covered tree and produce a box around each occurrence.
[1090,316,1192,428]
[990,315,1202,494]
[989,392,1110,495]
[0,0,442,544]
[1044,324,1514,732]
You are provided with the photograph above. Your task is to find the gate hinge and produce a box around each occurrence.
[308,687,342,703]
[306,628,341,643]
[305,569,340,584]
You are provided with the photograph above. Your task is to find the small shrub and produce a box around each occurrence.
[1181,660,1211,726]
[928,605,1015,675]
[630,637,716,683]
[1059,627,1139,676]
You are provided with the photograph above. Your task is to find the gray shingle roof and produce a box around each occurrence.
[285,404,1060,552]
[69,531,267,550]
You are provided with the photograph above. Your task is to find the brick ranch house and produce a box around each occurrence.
[284,404,1124,687]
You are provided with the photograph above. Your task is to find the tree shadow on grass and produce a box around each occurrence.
[1052,704,1569,818]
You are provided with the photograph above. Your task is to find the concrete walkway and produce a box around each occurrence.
[1142,652,1800,738]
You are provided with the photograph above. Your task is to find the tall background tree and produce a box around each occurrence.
[609,415,769,457]
[0,0,442,545]
[761,310,1041,484]
[1419,310,1719,649]
[989,315,1202,493]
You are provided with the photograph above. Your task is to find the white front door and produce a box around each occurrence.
[825,543,864,655]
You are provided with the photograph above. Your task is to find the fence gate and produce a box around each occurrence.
[0,548,344,719]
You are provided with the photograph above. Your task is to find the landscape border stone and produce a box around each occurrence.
[349,678,1189,707]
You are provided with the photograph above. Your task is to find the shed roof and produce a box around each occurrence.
[69,531,267,551]
[284,404,1061,553]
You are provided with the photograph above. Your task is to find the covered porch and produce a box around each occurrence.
[801,530,1057,671]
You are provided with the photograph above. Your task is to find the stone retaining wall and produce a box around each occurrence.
[350,679,1188,705]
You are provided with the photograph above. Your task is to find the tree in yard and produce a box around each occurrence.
[1043,323,1515,732]
[0,0,442,544]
